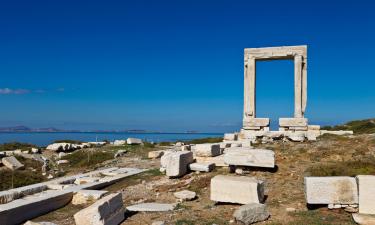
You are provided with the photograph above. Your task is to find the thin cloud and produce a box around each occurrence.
[0,88,30,95]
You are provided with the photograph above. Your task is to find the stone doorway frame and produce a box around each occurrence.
[242,45,308,131]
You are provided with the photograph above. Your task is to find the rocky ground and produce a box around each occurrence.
[19,133,374,225]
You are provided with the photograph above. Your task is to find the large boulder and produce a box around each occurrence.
[74,193,124,225]
[233,203,270,225]
[304,176,358,205]
[210,175,264,204]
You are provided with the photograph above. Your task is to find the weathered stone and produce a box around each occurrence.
[126,203,175,212]
[151,221,165,225]
[74,177,99,185]
[175,142,184,147]
[320,130,354,136]
[195,155,227,167]
[304,177,358,204]
[224,148,275,168]
[308,125,321,130]
[72,190,108,205]
[287,132,306,142]
[356,175,375,214]
[181,145,191,151]
[113,140,126,146]
[224,133,237,141]
[243,118,270,128]
[148,150,164,159]
[195,144,220,157]
[127,138,143,145]
[2,156,24,170]
[31,148,40,154]
[189,162,215,172]
[46,143,74,152]
[233,203,270,225]
[163,151,194,177]
[174,190,196,201]
[74,193,124,225]
[24,221,57,225]
[114,150,127,158]
[279,118,308,127]
[352,213,375,225]
[58,152,67,159]
[56,160,69,165]
[210,175,264,204]
[0,190,73,225]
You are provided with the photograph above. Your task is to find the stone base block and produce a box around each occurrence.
[243,118,270,130]
[304,177,358,205]
[210,175,264,204]
[356,175,375,214]
[352,213,375,225]
[279,118,308,127]
[224,133,238,141]
[224,148,275,168]
[163,151,194,177]
[195,144,221,157]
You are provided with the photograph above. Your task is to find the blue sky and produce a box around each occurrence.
[0,0,374,132]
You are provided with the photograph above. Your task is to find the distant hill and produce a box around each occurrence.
[0,126,64,132]
[322,118,375,134]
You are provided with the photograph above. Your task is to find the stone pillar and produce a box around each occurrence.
[243,54,256,125]
[302,58,307,116]
[294,55,303,118]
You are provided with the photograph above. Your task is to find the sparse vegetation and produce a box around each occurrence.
[186,137,223,144]
[306,159,375,177]
[322,118,375,134]
[0,142,37,151]
[60,149,114,168]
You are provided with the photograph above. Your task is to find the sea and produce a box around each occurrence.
[0,132,223,147]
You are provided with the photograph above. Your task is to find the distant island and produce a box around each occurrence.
[0,126,202,134]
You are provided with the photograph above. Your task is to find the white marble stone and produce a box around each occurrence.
[224,133,237,141]
[127,138,143,145]
[126,203,175,212]
[233,203,270,224]
[356,175,375,214]
[279,118,308,127]
[210,175,264,204]
[174,190,196,201]
[224,148,275,168]
[189,162,215,172]
[304,177,358,204]
[195,144,220,157]
[74,193,124,225]
[72,190,108,205]
[164,151,194,177]
[148,150,164,159]
[2,156,24,170]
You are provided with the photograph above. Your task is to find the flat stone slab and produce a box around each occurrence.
[304,176,358,204]
[74,193,124,225]
[210,175,264,204]
[2,156,24,170]
[195,155,227,167]
[195,144,221,157]
[126,203,175,212]
[279,118,308,127]
[174,190,196,201]
[352,213,375,225]
[224,148,275,168]
[243,118,270,127]
[189,162,215,172]
[356,175,375,214]
[233,203,270,224]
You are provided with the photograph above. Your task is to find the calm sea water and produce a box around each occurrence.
[0,132,223,147]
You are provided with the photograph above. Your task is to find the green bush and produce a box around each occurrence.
[186,137,223,144]
[61,150,114,168]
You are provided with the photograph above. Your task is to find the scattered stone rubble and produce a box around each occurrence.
[2,156,24,170]
[0,167,145,225]
[233,203,270,225]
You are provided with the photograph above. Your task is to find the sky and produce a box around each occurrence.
[0,0,374,132]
